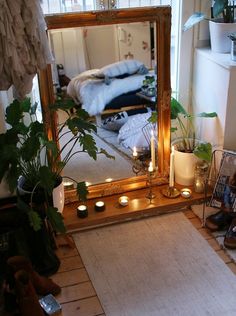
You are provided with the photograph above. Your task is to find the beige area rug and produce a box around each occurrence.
[192,204,236,262]
[74,212,236,316]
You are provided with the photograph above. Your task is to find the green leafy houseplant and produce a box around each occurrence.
[0,98,113,233]
[149,96,217,163]
[183,0,236,31]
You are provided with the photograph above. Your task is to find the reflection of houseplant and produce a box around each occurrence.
[142,75,156,97]
[183,0,236,53]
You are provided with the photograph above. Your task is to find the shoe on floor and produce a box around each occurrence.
[205,209,233,231]
[224,218,236,249]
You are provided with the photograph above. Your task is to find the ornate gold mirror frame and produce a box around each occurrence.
[38,6,171,202]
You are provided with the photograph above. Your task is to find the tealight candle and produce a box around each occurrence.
[180,188,192,199]
[77,205,88,218]
[119,196,129,206]
[63,181,74,190]
[95,201,106,212]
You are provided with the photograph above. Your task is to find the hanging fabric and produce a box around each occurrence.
[0,0,53,99]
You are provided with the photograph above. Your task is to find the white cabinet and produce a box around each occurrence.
[192,47,236,151]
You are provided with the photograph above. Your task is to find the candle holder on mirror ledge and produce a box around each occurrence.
[146,168,157,203]
[161,186,180,198]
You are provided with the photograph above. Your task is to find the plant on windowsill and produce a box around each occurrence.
[183,0,236,53]
[0,97,113,274]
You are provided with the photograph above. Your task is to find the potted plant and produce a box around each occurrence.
[183,0,236,53]
[170,97,217,185]
[149,96,217,185]
[0,97,112,274]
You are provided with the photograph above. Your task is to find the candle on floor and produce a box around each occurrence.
[77,205,88,218]
[119,196,129,206]
[95,201,106,212]
[150,130,155,169]
[169,145,175,188]
[180,188,192,199]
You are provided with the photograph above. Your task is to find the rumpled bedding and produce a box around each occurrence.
[67,69,150,116]
[0,0,53,99]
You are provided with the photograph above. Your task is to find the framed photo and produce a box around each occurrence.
[210,151,236,212]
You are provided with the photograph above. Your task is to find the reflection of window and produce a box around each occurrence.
[41,0,180,91]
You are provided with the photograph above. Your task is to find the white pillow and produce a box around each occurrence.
[94,60,148,79]
[118,112,157,150]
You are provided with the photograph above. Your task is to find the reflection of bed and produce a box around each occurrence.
[67,60,155,117]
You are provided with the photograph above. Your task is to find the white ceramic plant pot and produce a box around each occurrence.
[52,180,65,214]
[209,20,236,53]
[174,149,198,186]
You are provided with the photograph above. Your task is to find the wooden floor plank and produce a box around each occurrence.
[56,245,78,259]
[58,255,84,272]
[60,297,104,316]
[57,282,96,304]
[51,268,89,287]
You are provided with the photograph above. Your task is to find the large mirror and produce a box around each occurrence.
[39,6,171,200]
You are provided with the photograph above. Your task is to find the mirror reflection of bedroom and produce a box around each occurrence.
[49,22,157,185]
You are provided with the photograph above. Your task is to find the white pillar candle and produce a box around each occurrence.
[169,145,175,187]
[150,130,155,169]
[148,161,154,173]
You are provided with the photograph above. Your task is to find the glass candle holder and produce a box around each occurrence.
[119,196,129,206]
[180,188,192,199]
[77,205,88,218]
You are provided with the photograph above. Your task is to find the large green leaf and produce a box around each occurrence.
[6,99,24,126]
[77,181,88,202]
[21,136,40,161]
[170,97,187,119]
[193,142,212,163]
[30,121,44,136]
[79,134,97,160]
[38,166,55,195]
[67,117,97,135]
[20,98,31,113]
[196,112,217,118]
[47,206,66,233]
[50,98,75,111]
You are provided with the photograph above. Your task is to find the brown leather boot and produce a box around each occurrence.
[7,256,61,296]
[14,270,44,316]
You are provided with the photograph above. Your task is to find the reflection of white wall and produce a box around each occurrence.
[84,25,118,68]
[116,22,151,68]
[50,28,89,79]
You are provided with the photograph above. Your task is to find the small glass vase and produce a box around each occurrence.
[194,161,209,193]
